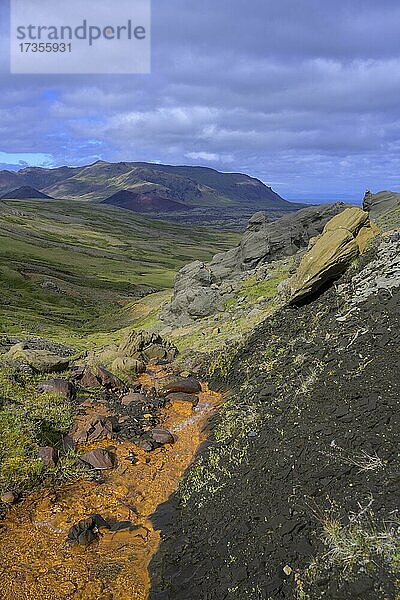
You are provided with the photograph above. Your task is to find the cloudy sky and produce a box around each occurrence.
[1,0,400,201]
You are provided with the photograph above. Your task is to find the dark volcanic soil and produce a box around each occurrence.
[149,243,400,599]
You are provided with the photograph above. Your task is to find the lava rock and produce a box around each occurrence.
[80,367,102,388]
[96,366,124,389]
[67,514,110,546]
[72,415,117,444]
[137,438,157,452]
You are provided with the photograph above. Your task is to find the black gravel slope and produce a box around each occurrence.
[149,246,400,600]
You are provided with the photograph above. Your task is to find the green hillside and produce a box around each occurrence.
[0,161,290,208]
[0,199,239,343]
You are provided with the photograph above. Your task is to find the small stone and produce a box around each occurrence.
[125,451,137,464]
[1,491,17,504]
[150,428,175,445]
[38,446,58,468]
[283,565,292,576]
[121,392,146,406]
[81,448,116,470]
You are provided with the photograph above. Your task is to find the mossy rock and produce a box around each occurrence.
[3,343,70,373]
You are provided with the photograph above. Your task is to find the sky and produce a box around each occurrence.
[1,0,400,201]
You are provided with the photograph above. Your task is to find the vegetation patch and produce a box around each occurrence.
[0,367,74,493]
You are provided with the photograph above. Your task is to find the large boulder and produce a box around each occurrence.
[3,343,70,373]
[110,331,178,373]
[162,203,351,324]
[157,376,201,396]
[117,330,178,362]
[289,207,378,303]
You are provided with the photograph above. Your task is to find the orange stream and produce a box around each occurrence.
[0,374,220,600]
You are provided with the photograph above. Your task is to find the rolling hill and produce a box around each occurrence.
[0,186,54,200]
[0,161,291,209]
[0,199,239,342]
[103,190,192,212]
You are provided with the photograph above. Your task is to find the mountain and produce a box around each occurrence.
[103,190,192,212]
[0,186,54,200]
[0,160,291,209]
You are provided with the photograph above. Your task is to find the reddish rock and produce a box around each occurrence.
[121,392,146,407]
[72,415,116,444]
[157,376,201,396]
[38,446,58,468]
[80,367,102,388]
[96,366,124,389]
[37,378,76,400]
[150,428,175,445]
[81,448,116,470]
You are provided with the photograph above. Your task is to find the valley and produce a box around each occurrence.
[0,198,239,342]
[0,188,399,600]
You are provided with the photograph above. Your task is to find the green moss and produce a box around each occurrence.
[224,260,291,312]
[207,346,237,381]
[0,368,74,492]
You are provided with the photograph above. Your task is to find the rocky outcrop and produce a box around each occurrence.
[289,207,378,303]
[363,190,400,221]
[2,342,70,373]
[162,203,350,324]
[91,331,178,375]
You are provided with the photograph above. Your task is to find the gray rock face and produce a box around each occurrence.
[162,203,350,324]
[363,190,400,221]
[337,233,400,307]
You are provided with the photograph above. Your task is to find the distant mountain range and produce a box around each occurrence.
[0,160,291,211]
